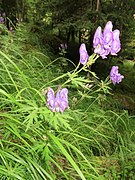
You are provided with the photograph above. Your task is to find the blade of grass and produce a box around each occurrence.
[48,132,86,180]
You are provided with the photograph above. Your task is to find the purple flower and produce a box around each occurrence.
[103,21,113,50]
[93,27,103,53]
[110,66,124,85]
[59,43,67,50]
[111,30,121,55]
[93,21,121,59]
[47,87,68,113]
[46,87,55,109]
[0,16,4,23]
[79,43,89,65]
[93,26,109,59]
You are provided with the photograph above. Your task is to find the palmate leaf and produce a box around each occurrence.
[71,76,93,89]
[84,69,98,79]
[38,107,73,130]
[18,98,72,131]
[48,112,73,130]
[15,99,41,131]
[18,99,38,112]
[23,109,38,132]
[31,140,52,161]
[17,103,39,132]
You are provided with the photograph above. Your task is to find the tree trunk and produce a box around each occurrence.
[96,0,100,12]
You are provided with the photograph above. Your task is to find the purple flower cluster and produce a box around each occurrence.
[0,12,6,23]
[47,87,68,113]
[0,16,4,23]
[79,43,89,65]
[59,43,67,51]
[0,12,14,32]
[93,21,121,59]
[110,66,124,85]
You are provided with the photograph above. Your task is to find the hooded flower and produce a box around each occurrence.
[47,87,68,113]
[111,30,121,55]
[79,43,89,65]
[93,26,110,59]
[93,27,103,54]
[59,43,67,51]
[110,66,124,85]
[93,21,121,59]
[103,21,113,50]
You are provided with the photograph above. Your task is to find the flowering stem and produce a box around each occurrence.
[77,53,99,74]
[73,62,80,73]
[60,53,100,88]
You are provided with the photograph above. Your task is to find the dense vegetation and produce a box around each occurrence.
[0,0,135,179]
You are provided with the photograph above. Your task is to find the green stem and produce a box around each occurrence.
[60,53,100,88]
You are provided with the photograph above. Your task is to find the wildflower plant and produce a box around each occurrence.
[0,12,15,34]
[47,21,124,114]
[59,43,67,56]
